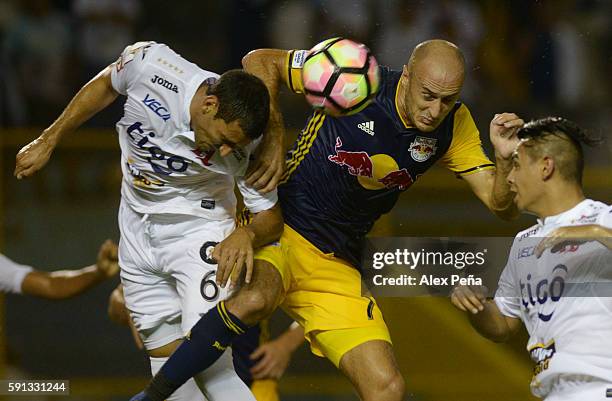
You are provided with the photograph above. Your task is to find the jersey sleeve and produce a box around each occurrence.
[110,41,155,95]
[0,254,33,294]
[284,50,308,94]
[494,242,522,319]
[234,138,278,213]
[439,104,495,177]
[236,178,278,214]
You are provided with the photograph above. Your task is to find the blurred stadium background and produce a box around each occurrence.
[0,0,610,400]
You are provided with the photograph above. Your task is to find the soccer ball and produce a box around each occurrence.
[301,37,380,117]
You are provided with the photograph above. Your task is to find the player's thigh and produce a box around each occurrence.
[225,259,285,324]
[118,200,185,343]
[120,258,184,352]
[278,227,391,365]
[168,233,233,333]
[338,339,404,398]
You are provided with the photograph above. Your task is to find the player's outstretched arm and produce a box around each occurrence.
[14,66,119,179]
[536,224,612,257]
[213,203,283,288]
[451,285,521,343]
[242,49,289,193]
[21,240,119,300]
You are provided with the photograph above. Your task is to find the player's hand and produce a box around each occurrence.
[535,225,599,258]
[245,134,285,193]
[250,338,292,380]
[107,285,145,349]
[108,285,130,326]
[213,227,255,288]
[451,285,488,314]
[489,113,524,160]
[96,239,119,278]
[14,133,57,179]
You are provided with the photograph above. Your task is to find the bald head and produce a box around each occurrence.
[398,40,466,132]
[408,40,465,83]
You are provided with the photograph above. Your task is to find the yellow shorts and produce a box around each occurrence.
[255,225,391,367]
[251,379,279,401]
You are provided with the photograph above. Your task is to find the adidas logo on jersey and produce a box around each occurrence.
[357,121,375,136]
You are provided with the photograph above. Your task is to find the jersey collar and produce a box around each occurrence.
[537,198,591,226]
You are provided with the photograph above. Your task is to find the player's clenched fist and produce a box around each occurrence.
[96,239,119,278]
[451,285,489,314]
[14,133,57,179]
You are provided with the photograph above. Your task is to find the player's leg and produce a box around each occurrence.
[225,259,284,324]
[338,340,405,401]
[141,218,286,401]
[133,231,288,401]
[150,354,207,401]
[147,259,284,399]
[145,217,255,401]
[119,202,205,401]
[147,333,249,401]
[277,225,404,401]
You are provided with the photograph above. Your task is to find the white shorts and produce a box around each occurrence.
[544,375,612,401]
[118,200,235,350]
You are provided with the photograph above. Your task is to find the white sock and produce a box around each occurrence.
[193,349,256,401]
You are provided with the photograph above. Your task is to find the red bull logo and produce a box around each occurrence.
[328,137,373,178]
[378,168,413,190]
[409,136,437,162]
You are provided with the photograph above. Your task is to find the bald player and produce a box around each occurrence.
[133,39,523,401]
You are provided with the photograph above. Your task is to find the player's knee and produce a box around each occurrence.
[366,370,405,401]
[227,289,275,324]
[385,371,406,400]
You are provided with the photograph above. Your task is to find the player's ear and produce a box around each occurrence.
[402,65,409,78]
[202,95,219,115]
[541,157,555,181]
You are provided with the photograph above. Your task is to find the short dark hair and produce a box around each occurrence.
[517,117,602,184]
[208,69,270,140]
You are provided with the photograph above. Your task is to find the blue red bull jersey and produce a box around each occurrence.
[281,51,495,268]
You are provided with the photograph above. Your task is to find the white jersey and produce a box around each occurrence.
[0,254,33,294]
[110,42,276,219]
[495,199,612,398]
